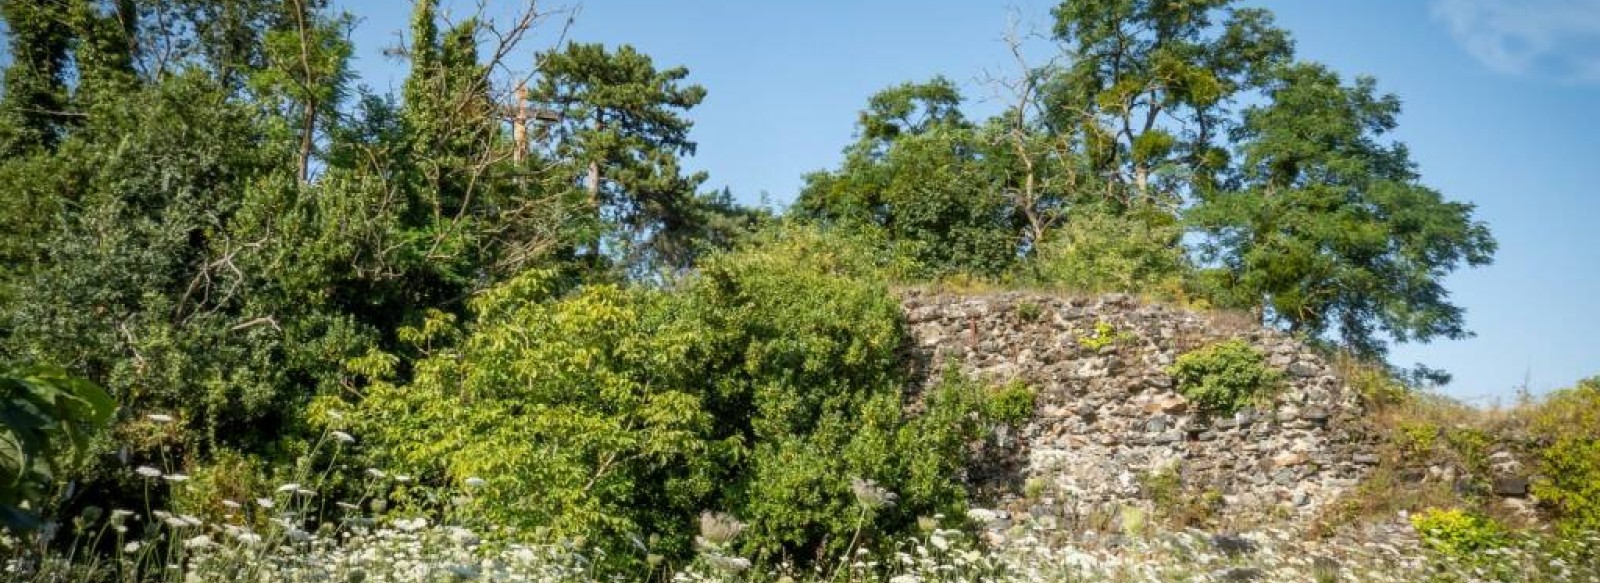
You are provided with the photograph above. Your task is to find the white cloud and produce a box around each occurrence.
[1432,0,1600,82]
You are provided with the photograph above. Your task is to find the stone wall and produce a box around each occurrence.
[899,289,1379,525]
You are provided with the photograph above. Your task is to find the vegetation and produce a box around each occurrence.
[0,0,1586,581]
[1168,339,1283,415]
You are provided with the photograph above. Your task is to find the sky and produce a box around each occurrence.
[337,0,1600,403]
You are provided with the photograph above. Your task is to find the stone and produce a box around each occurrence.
[1273,452,1308,467]
[1210,534,1257,556]
[896,291,1375,524]
[1492,476,1530,497]
[1287,361,1320,377]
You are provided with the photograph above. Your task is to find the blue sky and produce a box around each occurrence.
[336,0,1599,403]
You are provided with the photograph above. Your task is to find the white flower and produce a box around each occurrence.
[255,498,275,509]
[464,476,486,487]
[135,466,162,479]
[331,431,355,443]
[182,534,213,549]
[179,514,203,527]
[163,473,189,483]
[366,468,387,478]
[965,508,998,523]
[930,534,950,551]
[394,474,413,483]
[234,531,262,544]
[221,499,241,509]
[146,413,174,423]
[275,483,301,493]
[122,541,142,553]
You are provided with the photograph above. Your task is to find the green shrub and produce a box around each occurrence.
[1528,376,1600,532]
[1015,301,1043,323]
[983,380,1037,424]
[355,228,1029,569]
[1029,203,1187,296]
[1166,339,1282,415]
[1076,320,1135,351]
[1409,507,1507,557]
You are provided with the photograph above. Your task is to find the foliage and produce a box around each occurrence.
[1031,204,1187,295]
[356,228,1028,568]
[1167,339,1281,415]
[533,41,714,271]
[794,87,1018,278]
[1076,320,1136,351]
[0,365,114,530]
[1188,63,1495,357]
[1527,377,1600,532]
[1410,507,1507,558]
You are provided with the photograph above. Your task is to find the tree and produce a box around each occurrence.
[532,42,709,271]
[1044,0,1291,205]
[1188,63,1495,356]
[795,78,1020,277]
[0,0,73,155]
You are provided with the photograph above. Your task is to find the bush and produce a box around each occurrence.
[1527,376,1600,532]
[1410,507,1507,557]
[1167,339,1282,415]
[1028,203,1187,296]
[354,227,1029,569]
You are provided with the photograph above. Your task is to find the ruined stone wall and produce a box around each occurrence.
[899,290,1379,525]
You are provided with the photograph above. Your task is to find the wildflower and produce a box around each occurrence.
[123,541,142,553]
[182,534,213,549]
[331,431,355,443]
[276,483,301,493]
[163,473,189,483]
[965,508,998,523]
[930,534,950,552]
[394,474,413,483]
[221,499,241,509]
[135,466,162,479]
[179,514,203,527]
[146,413,174,423]
[366,468,386,478]
[234,531,262,544]
[464,476,487,488]
[336,502,359,511]
[255,498,275,509]
[698,511,746,548]
[705,554,751,573]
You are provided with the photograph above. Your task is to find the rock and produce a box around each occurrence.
[1272,452,1308,467]
[1219,567,1265,582]
[1492,476,1530,497]
[1210,534,1257,556]
[1287,361,1320,377]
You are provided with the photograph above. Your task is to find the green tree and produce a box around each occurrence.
[1188,63,1495,356]
[795,78,1020,277]
[532,42,710,271]
[0,0,73,155]
[1044,0,1291,205]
